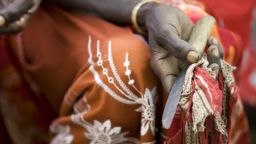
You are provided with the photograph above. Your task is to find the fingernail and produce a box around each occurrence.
[209,37,218,45]
[209,63,219,70]
[187,51,199,63]
[0,16,5,27]
[16,20,22,26]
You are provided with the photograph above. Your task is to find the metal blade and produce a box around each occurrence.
[162,70,186,129]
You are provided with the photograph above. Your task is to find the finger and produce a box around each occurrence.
[150,56,179,92]
[18,14,31,26]
[207,45,220,65]
[0,0,33,25]
[0,14,31,34]
[156,26,200,64]
[207,45,220,79]
[181,20,200,64]
[208,36,218,45]
[208,36,224,59]
[28,0,41,14]
[181,17,194,41]
[0,16,5,27]
[149,32,179,92]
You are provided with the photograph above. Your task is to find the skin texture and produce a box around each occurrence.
[0,0,41,33]
[0,0,221,92]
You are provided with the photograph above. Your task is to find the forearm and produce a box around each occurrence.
[49,0,155,25]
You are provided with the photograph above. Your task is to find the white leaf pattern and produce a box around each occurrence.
[87,36,157,138]
[50,125,74,144]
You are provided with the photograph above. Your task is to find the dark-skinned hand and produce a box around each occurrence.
[140,4,223,91]
[0,1,223,93]
[0,0,41,34]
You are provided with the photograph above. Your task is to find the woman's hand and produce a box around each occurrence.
[0,0,41,34]
[150,33,222,92]
[143,4,198,63]
[139,4,221,91]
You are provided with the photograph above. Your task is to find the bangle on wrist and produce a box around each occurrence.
[131,0,160,35]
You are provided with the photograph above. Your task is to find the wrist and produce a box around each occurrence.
[137,2,159,27]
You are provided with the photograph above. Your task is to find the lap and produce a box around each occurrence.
[10,5,166,143]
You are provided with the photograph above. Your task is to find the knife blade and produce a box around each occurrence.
[161,16,216,129]
[162,70,186,129]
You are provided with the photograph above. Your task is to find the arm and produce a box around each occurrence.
[0,0,199,91]
[50,0,144,25]
[49,0,200,91]
[0,0,221,92]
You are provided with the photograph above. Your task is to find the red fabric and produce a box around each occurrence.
[166,66,228,143]
[201,0,255,47]
[194,67,223,113]
[167,117,183,144]
[238,47,256,105]
[201,0,256,107]
[189,68,224,144]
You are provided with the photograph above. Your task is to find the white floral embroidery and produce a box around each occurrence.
[50,36,157,144]
[86,120,129,144]
[71,114,140,144]
[88,36,136,104]
[136,88,157,136]
[50,124,74,144]
[87,36,157,137]
[107,41,139,100]
[124,53,143,96]
[73,92,91,114]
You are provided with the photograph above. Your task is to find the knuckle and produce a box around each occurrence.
[172,39,184,49]
[207,45,216,52]
[156,27,170,40]
[173,40,188,56]
[212,54,220,60]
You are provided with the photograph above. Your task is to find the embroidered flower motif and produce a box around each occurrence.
[50,125,74,144]
[84,120,130,144]
[87,36,157,137]
[136,88,157,136]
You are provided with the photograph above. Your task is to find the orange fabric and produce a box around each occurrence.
[2,4,166,143]
[0,2,250,144]
[0,36,52,144]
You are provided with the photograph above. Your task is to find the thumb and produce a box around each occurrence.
[157,27,200,64]
[0,0,33,26]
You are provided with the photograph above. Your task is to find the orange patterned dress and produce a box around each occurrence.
[0,0,250,144]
